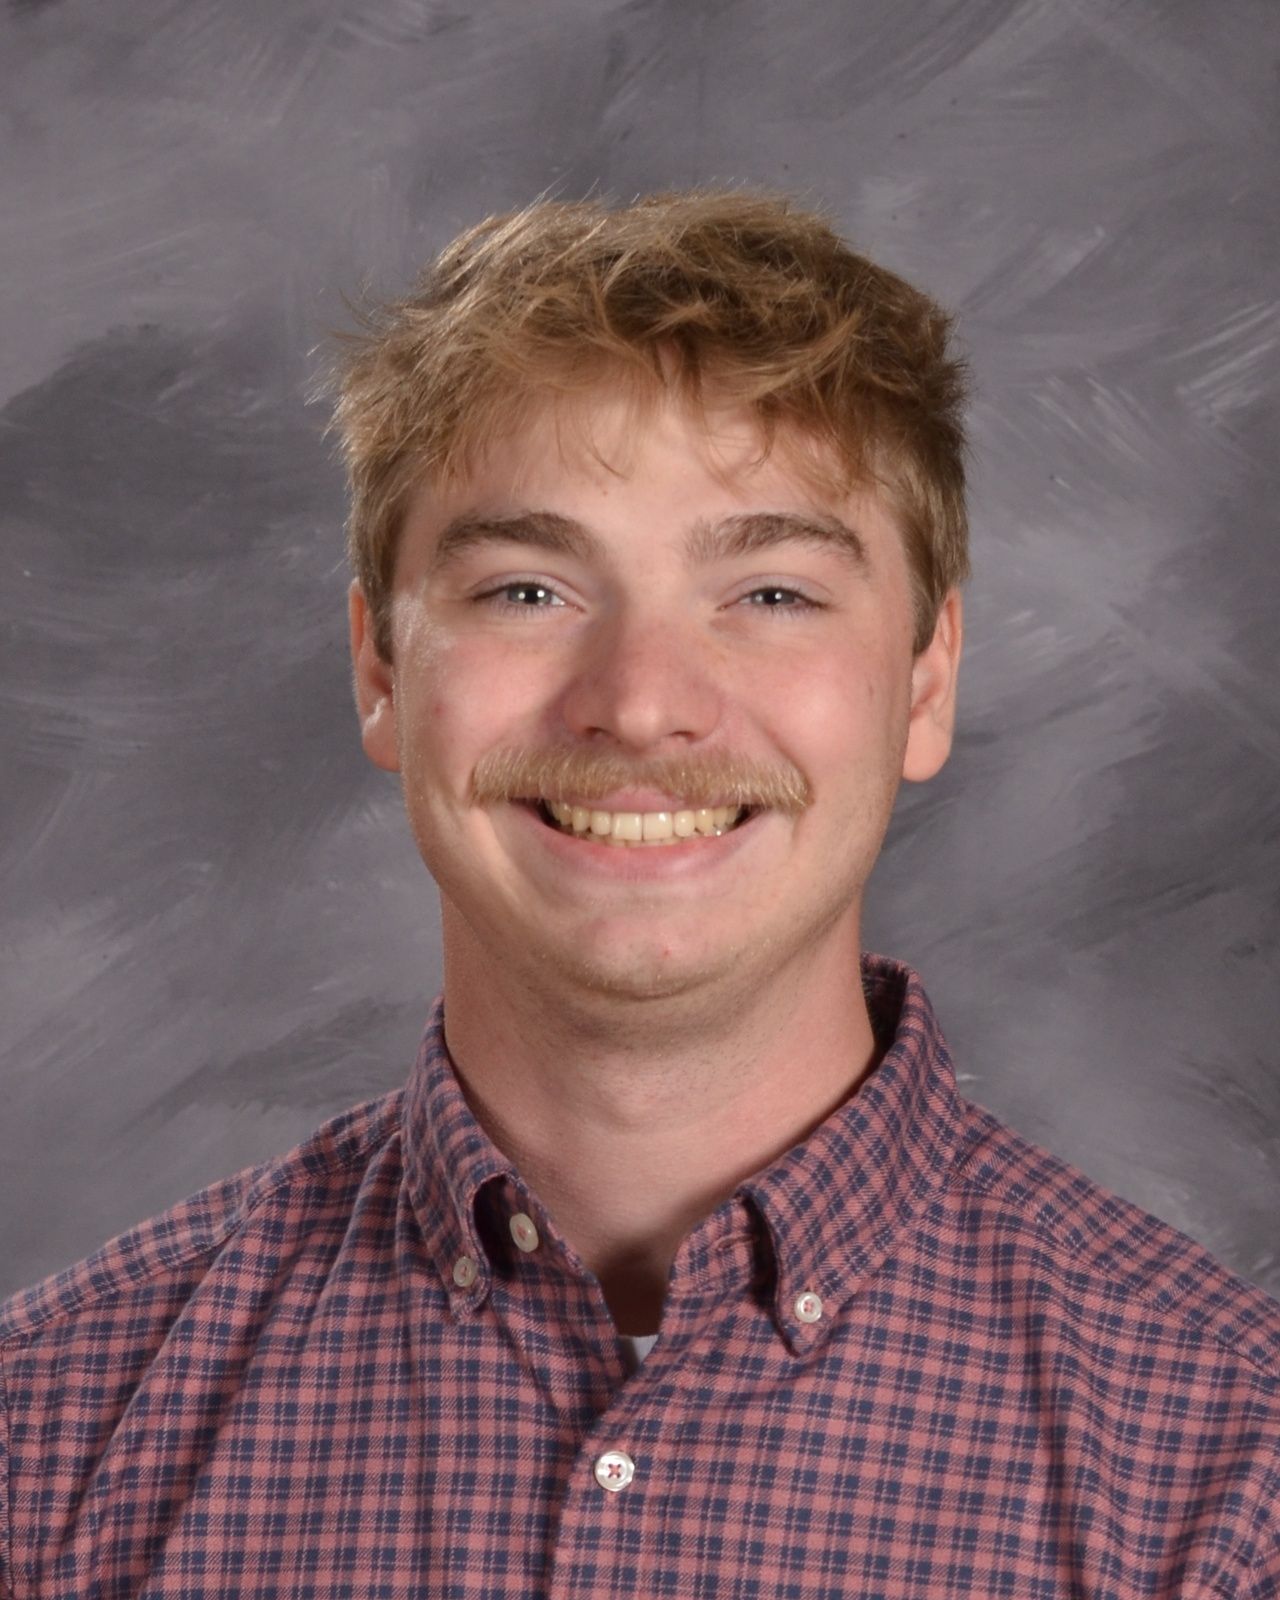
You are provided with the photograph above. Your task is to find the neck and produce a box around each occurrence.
[438,910,879,1335]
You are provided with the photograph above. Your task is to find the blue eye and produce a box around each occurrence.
[480,581,566,611]
[741,587,821,612]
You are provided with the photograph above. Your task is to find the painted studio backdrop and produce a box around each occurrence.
[1,1,1277,1299]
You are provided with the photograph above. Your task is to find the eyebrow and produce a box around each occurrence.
[428,508,870,575]
[687,510,869,571]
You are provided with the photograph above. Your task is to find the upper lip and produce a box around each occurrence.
[528,791,746,813]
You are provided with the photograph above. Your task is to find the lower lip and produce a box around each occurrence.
[509,802,767,881]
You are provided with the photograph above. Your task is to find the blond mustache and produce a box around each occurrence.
[471,747,811,816]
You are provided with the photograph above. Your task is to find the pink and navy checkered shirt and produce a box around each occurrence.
[3,955,1279,1597]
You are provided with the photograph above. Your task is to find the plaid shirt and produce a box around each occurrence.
[3,955,1279,1598]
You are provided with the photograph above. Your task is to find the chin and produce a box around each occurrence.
[539,935,737,1009]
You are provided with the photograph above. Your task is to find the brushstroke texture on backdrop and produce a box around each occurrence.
[1,0,1277,1297]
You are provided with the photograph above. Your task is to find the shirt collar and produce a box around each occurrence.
[402,952,965,1349]
[401,1000,516,1318]
[739,953,965,1354]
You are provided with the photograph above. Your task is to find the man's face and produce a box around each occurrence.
[351,390,961,1016]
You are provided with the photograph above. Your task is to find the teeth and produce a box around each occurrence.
[540,801,746,845]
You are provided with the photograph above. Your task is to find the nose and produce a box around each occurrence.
[558,602,724,752]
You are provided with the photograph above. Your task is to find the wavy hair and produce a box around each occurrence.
[328,190,970,660]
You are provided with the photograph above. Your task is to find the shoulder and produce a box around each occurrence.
[0,1088,406,1351]
[944,1096,1280,1383]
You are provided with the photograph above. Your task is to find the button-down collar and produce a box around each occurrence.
[402,953,965,1350]
[400,1004,517,1316]
[738,955,966,1353]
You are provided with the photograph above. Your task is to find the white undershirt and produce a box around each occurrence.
[619,1331,660,1372]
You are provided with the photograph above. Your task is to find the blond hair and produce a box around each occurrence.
[329,190,969,660]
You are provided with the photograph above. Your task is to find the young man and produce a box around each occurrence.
[3,193,1277,1597]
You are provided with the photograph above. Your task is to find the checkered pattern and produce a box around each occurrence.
[3,954,1279,1597]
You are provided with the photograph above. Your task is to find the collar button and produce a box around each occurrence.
[510,1212,541,1253]
[793,1289,823,1324]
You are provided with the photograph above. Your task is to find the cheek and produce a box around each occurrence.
[768,642,901,750]
[401,633,552,770]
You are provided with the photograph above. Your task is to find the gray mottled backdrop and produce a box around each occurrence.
[2,0,1277,1299]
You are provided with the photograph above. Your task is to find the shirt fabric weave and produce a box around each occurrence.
[3,954,1279,1598]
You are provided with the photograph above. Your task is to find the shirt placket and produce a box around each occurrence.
[541,1215,779,1597]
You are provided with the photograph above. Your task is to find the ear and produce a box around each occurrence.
[902,589,963,783]
[349,580,400,773]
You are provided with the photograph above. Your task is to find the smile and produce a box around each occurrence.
[536,800,752,846]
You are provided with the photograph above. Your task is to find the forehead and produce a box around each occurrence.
[390,388,921,624]
[395,383,906,583]
[392,387,921,630]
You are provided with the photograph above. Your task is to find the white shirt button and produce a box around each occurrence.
[510,1212,540,1253]
[593,1449,636,1492]
[452,1254,478,1287]
[793,1289,823,1324]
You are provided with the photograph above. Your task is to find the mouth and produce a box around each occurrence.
[528,799,755,847]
